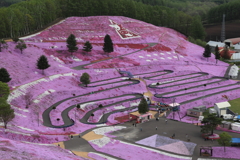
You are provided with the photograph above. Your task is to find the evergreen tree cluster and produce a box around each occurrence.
[0,81,15,129]
[103,34,113,53]
[37,55,50,75]
[67,34,78,56]
[203,44,211,61]
[66,34,114,56]
[80,72,90,87]
[83,41,93,53]
[138,98,149,114]
[214,45,220,64]
[0,0,206,40]
[200,113,222,135]
[0,68,11,83]
[207,0,240,23]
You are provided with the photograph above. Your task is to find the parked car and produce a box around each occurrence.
[223,114,234,120]
[233,115,240,122]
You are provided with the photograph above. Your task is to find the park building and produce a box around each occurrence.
[224,38,240,49]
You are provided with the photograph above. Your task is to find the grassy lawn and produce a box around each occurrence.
[228,98,240,114]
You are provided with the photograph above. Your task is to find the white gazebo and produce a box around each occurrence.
[228,64,239,79]
[207,41,225,48]
[214,101,231,117]
[168,103,180,111]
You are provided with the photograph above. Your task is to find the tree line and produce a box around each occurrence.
[133,0,218,18]
[207,0,240,23]
[0,0,206,40]
[0,0,24,7]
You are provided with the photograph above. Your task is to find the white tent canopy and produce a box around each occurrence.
[207,41,225,47]
[231,53,240,60]
[228,64,239,77]
[214,101,231,109]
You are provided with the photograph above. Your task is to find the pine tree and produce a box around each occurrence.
[82,41,92,53]
[15,40,27,54]
[0,39,8,52]
[215,45,220,64]
[37,55,50,75]
[0,102,15,129]
[138,98,149,114]
[201,113,222,135]
[103,34,113,56]
[80,72,90,87]
[0,68,11,83]
[66,34,78,57]
[203,44,211,61]
[0,81,10,102]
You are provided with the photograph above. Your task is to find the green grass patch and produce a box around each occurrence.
[228,98,240,114]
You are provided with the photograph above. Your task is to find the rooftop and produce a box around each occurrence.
[214,101,231,108]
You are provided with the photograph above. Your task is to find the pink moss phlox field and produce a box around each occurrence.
[212,147,240,159]
[1,15,240,159]
[88,152,113,160]
[88,98,137,123]
[0,136,83,160]
[89,137,191,160]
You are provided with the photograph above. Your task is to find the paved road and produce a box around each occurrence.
[72,43,158,70]
[41,41,240,159]
[148,77,226,89]
[110,117,240,160]
[42,70,174,128]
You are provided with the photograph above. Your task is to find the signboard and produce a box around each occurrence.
[109,19,141,39]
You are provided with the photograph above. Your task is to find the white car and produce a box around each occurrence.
[223,114,234,120]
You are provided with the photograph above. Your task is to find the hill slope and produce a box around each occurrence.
[0,16,239,160]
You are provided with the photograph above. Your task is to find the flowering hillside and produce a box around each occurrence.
[0,16,239,159]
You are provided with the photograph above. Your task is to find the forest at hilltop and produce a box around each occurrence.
[1,0,239,43]
[0,0,205,41]
[0,0,24,7]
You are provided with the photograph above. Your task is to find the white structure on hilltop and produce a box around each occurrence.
[228,64,239,79]
[207,41,225,48]
[224,38,240,47]
[214,101,231,117]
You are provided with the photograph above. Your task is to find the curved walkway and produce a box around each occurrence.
[42,70,173,128]
[40,40,240,160]
[149,77,226,89]
[72,43,158,70]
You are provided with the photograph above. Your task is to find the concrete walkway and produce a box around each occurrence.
[40,41,240,159]
[110,118,240,160]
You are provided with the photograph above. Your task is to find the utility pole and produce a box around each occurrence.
[221,14,226,42]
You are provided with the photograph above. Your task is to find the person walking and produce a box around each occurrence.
[172,133,175,139]
[156,126,158,130]
[165,119,168,124]
[140,128,142,132]
[186,134,189,141]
